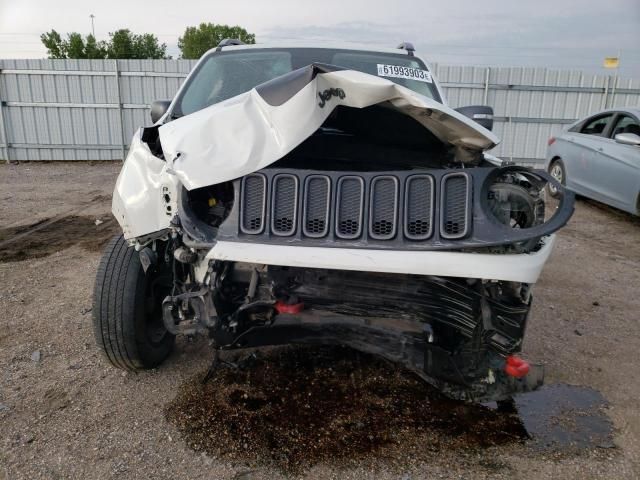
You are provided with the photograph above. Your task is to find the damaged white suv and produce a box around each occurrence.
[93,41,574,403]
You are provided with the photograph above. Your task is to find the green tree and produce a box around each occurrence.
[178,22,256,59]
[132,33,167,59]
[106,29,134,59]
[40,30,67,59]
[84,34,107,59]
[107,29,167,59]
[107,28,167,58]
[66,32,88,59]
[40,30,107,59]
[41,28,166,59]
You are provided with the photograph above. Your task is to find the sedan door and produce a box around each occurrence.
[562,113,616,197]
[589,113,640,213]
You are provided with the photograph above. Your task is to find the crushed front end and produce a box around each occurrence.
[112,65,574,403]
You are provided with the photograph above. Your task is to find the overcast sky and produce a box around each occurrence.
[1,0,639,76]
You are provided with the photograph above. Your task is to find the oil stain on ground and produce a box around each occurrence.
[0,215,119,262]
[514,383,614,452]
[166,346,614,473]
[166,346,529,472]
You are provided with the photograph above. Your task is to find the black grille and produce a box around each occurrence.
[303,175,330,237]
[238,169,475,242]
[441,173,470,239]
[404,175,434,240]
[271,174,298,236]
[369,176,398,240]
[336,176,364,239]
[240,174,266,234]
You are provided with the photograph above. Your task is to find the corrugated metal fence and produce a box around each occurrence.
[1,59,639,164]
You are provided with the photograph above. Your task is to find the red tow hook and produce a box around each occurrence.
[504,355,530,378]
[274,300,304,314]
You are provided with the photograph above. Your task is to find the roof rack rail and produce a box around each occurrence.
[397,42,415,56]
[216,38,247,51]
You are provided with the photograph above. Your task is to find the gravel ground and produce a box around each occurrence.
[1,162,639,479]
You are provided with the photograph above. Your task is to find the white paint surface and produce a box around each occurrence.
[200,235,557,283]
[112,130,179,239]
[158,69,499,190]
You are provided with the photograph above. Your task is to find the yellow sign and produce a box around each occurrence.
[604,57,620,69]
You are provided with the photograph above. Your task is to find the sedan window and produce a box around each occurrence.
[581,114,614,136]
[610,115,640,138]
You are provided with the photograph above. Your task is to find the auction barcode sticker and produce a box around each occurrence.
[377,64,432,83]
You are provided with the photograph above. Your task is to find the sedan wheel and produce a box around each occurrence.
[548,160,566,198]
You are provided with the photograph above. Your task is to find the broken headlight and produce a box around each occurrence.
[487,180,545,229]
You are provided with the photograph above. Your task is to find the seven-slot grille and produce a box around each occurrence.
[239,172,471,241]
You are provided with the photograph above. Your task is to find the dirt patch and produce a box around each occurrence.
[42,388,70,413]
[165,346,528,473]
[0,215,119,263]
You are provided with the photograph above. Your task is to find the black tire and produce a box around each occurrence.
[92,235,174,371]
[547,158,566,199]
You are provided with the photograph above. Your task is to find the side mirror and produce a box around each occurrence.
[150,99,172,124]
[614,132,640,146]
[455,105,494,131]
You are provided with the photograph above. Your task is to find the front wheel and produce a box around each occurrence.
[92,235,174,371]
[547,159,566,198]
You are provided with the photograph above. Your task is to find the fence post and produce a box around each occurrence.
[610,74,619,108]
[483,67,490,105]
[0,68,11,164]
[574,72,584,119]
[601,75,610,110]
[113,60,126,161]
[508,115,514,163]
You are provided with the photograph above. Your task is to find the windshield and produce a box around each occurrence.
[175,48,441,117]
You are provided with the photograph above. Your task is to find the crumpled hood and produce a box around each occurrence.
[159,64,499,190]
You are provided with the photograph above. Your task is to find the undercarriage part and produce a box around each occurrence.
[202,349,259,384]
[162,262,540,402]
[173,246,198,264]
[138,247,158,273]
[157,237,541,402]
[267,267,531,355]
[160,238,221,336]
[162,288,218,335]
[275,300,305,314]
[504,355,531,378]
[215,312,543,402]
